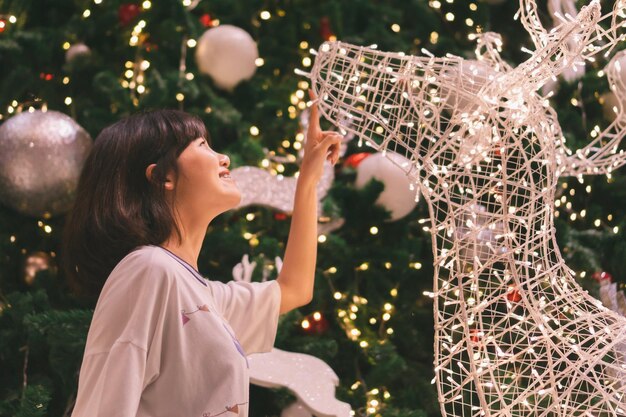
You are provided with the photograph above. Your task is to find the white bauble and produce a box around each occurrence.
[601,51,626,123]
[65,43,91,63]
[195,25,258,91]
[355,152,417,221]
[601,91,620,123]
[0,110,92,217]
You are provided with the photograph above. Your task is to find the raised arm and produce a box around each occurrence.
[276,91,341,314]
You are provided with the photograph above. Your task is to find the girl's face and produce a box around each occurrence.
[172,137,241,218]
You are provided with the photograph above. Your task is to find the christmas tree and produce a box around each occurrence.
[0,1,624,416]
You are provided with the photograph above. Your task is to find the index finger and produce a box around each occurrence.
[308,89,320,132]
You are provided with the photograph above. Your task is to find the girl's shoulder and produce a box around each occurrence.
[108,245,176,282]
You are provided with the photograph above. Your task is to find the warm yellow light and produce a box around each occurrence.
[64,97,72,105]
[186,39,197,48]
[137,85,146,94]
[63,42,71,50]
[83,9,91,18]
[302,57,312,67]
[313,312,322,321]
[250,126,260,136]
[391,24,400,33]
[185,72,194,80]
[301,319,310,329]
[246,213,255,221]
[299,41,309,49]
[318,234,327,243]
[445,12,455,21]
[370,226,378,235]
[260,11,271,20]
[255,58,264,66]
[62,77,70,85]
[142,0,151,8]
[333,291,342,300]
[176,93,185,102]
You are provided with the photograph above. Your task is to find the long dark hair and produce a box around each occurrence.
[62,109,209,302]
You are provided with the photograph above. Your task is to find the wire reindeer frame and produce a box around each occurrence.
[304,1,626,416]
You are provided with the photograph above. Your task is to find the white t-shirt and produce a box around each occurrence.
[70,245,281,417]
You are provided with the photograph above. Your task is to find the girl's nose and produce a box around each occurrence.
[219,154,230,168]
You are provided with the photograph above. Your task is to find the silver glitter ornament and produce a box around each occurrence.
[0,110,92,217]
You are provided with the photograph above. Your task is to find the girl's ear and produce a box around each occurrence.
[145,164,175,190]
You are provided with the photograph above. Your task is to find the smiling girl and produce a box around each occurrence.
[63,92,341,417]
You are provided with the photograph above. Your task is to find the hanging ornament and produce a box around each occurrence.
[274,212,288,221]
[195,25,258,91]
[343,152,372,168]
[0,18,7,33]
[118,3,141,27]
[319,16,334,41]
[0,110,92,217]
[600,52,626,123]
[199,13,213,28]
[506,285,522,303]
[248,348,352,417]
[592,271,613,284]
[355,151,418,221]
[301,312,329,335]
[23,251,56,286]
[65,43,91,64]
[469,328,482,344]
[231,161,332,214]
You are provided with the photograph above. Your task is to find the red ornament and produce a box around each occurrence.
[319,16,334,41]
[592,271,613,283]
[302,312,329,335]
[118,3,141,27]
[199,13,213,28]
[0,19,6,33]
[469,328,482,343]
[274,212,288,221]
[506,285,521,302]
[39,73,54,81]
[343,152,372,168]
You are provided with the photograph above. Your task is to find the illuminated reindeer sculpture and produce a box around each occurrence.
[306,1,626,415]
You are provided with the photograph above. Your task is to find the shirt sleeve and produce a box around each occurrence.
[206,280,281,355]
[71,249,172,417]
